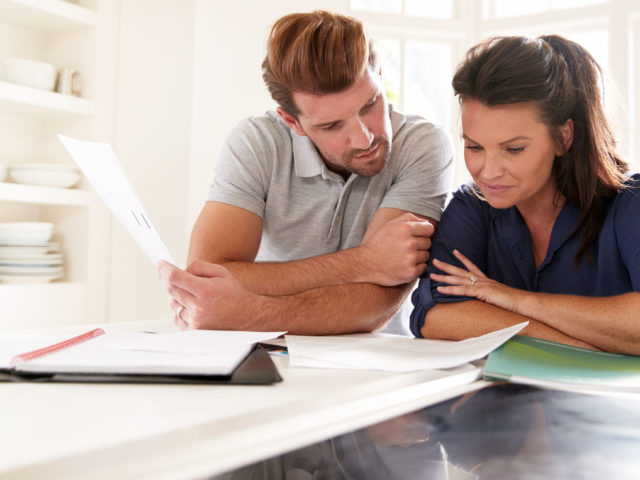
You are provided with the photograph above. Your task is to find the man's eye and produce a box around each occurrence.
[321,123,337,131]
[362,99,377,111]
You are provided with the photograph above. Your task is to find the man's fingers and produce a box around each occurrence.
[407,219,434,238]
[158,262,203,302]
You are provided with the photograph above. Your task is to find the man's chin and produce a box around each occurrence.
[354,158,387,177]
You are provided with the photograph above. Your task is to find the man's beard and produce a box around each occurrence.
[323,135,391,177]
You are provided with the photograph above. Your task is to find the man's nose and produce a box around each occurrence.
[350,119,374,150]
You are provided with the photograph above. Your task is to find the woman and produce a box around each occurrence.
[410,35,640,355]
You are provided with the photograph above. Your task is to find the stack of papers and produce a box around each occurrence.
[285,323,527,372]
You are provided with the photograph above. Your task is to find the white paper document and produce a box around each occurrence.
[285,322,528,372]
[58,134,175,266]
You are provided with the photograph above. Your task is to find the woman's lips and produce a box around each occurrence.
[482,183,512,195]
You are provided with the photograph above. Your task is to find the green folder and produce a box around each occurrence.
[484,335,640,392]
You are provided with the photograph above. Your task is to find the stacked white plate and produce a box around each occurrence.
[8,163,80,188]
[0,222,63,284]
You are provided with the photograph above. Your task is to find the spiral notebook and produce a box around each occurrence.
[0,328,283,384]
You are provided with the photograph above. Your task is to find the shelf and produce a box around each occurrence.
[0,0,96,32]
[0,81,93,117]
[0,182,90,206]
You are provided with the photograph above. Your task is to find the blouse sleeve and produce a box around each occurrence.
[614,173,640,290]
[409,185,490,337]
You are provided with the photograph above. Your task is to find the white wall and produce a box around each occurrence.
[108,0,195,323]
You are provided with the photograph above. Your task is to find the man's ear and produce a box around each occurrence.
[276,107,306,137]
[556,118,574,155]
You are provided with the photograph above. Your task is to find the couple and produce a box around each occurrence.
[159,11,640,355]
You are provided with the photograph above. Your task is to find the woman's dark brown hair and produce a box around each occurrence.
[452,35,629,264]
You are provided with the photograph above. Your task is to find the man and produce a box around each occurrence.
[158,10,453,335]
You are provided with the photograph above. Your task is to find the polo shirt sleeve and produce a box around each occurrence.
[615,174,640,290]
[410,186,490,337]
[380,123,454,221]
[207,117,276,219]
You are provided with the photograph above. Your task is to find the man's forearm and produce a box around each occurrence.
[217,247,377,295]
[229,281,412,335]
[189,210,433,295]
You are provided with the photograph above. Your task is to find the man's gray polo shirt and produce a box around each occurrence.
[208,108,454,263]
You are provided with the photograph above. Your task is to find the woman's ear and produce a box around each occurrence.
[556,118,574,155]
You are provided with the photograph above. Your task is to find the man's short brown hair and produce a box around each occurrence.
[262,10,377,117]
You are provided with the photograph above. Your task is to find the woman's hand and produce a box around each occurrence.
[430,249,530,315]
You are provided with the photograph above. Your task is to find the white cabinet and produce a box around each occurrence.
[0,0,117,331]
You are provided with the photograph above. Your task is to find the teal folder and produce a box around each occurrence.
[484,335,640,392]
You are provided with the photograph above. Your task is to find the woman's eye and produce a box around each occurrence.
[506,147,524,154]
[465,145,482,152]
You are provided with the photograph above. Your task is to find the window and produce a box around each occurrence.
[350,0,639,181]
[352,0,454,19]
[486,0,606,19]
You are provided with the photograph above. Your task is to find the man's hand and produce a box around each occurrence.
[358,213,434,286]
[158,260,261,330]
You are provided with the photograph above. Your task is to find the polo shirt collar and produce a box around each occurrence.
[292,132,327,178]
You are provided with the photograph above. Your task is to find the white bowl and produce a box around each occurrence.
[1,58,57,91]
[0,222,54,244]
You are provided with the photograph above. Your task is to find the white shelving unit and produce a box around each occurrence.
[0,80,93,117]
[0,0,116,332]
[0,0,97,31]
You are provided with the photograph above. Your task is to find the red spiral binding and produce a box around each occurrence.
[9,328,106,367]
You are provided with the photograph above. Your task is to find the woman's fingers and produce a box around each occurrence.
[452,249,486,278]
[432,258,472,277]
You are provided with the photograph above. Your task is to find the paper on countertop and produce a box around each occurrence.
[57,134,175,266]
[285,322,528,372]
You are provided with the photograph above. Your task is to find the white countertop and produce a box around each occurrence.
[0,320,485,479]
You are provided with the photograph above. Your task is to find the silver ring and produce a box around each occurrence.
[470,276,478,287]
[176,305,185,320]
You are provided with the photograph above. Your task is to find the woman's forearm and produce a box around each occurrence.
[422,300,598,349]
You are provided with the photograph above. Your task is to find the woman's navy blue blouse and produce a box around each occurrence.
[410,174,640,337]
